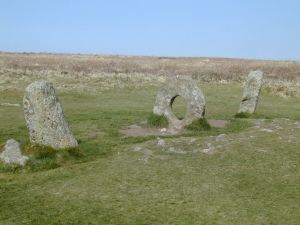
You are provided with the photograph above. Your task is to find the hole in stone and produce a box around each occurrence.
[170,95,187,120]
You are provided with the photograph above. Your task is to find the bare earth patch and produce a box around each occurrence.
[208,119,228,128]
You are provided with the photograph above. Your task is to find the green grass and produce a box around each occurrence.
[147,112,168,128]
[0,83,300,224]
[235,112,272,119]
[182,118,252,139]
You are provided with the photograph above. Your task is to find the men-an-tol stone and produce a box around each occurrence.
[0,139,28,166]
[153,76,206,133]
[23,80,78,149]
[238,70,264,114]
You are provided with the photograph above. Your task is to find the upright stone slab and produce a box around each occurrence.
[153,76,206,132]
[0,139,28,166]
[23,80,78,149]
[238,70,264,114]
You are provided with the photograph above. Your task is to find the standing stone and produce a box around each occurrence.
[238,70,264,114]
[153,76,206,132]
[0,139,28,166]
[23,80,78,149]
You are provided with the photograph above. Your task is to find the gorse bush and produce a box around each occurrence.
[147,113,168,128]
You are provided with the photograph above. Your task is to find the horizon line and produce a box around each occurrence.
[0,50,299,63]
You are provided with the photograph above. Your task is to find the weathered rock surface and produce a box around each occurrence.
[0,139,28,166]
[153,76,206,132]
[23,80,78,149]
[238,70,264,113]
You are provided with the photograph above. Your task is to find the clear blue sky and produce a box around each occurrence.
[1,0,299,60]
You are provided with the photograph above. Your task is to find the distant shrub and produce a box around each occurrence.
[186,118,211,131]
[147,113,168,128]
[264,81,299,98]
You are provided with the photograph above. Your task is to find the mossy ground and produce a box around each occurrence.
[0,83,300,225]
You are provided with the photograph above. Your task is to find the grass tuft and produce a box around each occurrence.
[66,147,84,158]
[147,113,168,128]
[26,157,59,172]
[30,145,57,159]
[0,163,23,173]
[21,144,84,172]
[235,112,252,118]
[235,112,272,119]
[186,118,211,131]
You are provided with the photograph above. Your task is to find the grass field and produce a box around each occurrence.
[1,79,300,224]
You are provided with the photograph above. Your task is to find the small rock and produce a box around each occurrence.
[189,138,197,144]
[257,149,267,153]
[143,149,153,156]
[160,128,167,133]
[202,143,214,154]
[168,147,186,154]
[0,139,28,166]
[192,149,202,153]
[157,138,166,146]
[169,147,175,152]
[260,128,274,133]
[138,157,149,164]
[215,134,226,142]
[207,143,213,148]
[202,148,211,154]
[133,146,142,152]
